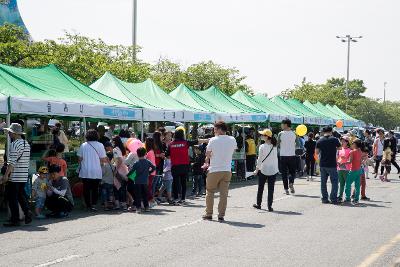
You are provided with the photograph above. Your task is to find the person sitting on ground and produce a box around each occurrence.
[42,144,67,177]
[32,166,50,219]
[102,151,116,211]
[126,147,156,213]
[45,164,74,218]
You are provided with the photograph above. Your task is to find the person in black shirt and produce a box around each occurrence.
[191,146,205,196]
[304,132,316,181]
[388,131,400,173]
[316,126,341,204]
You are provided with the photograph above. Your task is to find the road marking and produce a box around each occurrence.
[34,255,81,267]
[357,233,400,267]
[159,219,202,234]
[159,195,293,234]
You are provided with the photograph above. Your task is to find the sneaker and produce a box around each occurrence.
[202,215,212,220]
[57,212,68,218]
[285,189,290,195]
[253,204,261,210]
[218,217,225,222]
[24,212,33,224]
[379,175,385,181]
[306,176,310,181]
[89,207,98,212]
[322,199,330,204]
[361,196,370,201]
[149,201,157,208]
[352,200,359,206]
[35,214,46,220]
[268,207,274,212]
[127,207,136,213]
[178,199,186,204]
[144,208,151,212]
[289,184,295,194]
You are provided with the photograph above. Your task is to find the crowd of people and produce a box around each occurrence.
[0,118,398,227]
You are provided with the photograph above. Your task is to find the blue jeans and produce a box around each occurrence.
[192,175,203,194]
[152,175,162,196]
[320,167,339,202]
[101,183,114,203]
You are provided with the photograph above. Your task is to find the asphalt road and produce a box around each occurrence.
[1,171,400,267]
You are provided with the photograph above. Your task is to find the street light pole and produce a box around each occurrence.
[384,82,387,103]
[132,0,137,62]
[336,35,362,112]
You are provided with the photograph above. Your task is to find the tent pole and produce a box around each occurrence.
[82,117,87,137]
[6,112,10,159]
[140,109,144,141]
[242,122,247,180]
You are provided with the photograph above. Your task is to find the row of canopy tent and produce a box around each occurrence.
[0,63,363,127]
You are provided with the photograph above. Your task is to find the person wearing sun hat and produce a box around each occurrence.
[253,129,279,212]
[0,123,32,227]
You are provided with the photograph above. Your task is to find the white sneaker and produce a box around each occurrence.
[306,176,310,181]
[149,201,157,208]
[285,189,290,195]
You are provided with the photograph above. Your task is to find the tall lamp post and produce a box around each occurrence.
[384,82,387,103]
[336,35,362,112]
[132,0,137,62]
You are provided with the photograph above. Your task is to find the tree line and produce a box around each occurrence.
[0,24,398,129]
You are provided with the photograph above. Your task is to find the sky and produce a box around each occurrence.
[18,0,400,100]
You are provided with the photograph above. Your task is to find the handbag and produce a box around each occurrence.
[127,170,137,182]
[257,146,274,176]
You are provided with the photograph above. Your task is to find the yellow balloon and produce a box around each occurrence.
[296,124,307,137]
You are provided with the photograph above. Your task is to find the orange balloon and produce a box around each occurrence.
[336,120,344,128]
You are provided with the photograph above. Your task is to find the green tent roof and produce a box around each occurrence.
[196,86,261,114]
[0,64,131,106]
[231,91,275,115]
[91,72,196,111]
[328,105,357,121]
[303,101,337,120]
[270,96,302,116]
[169,84,223,112]
[252,94,287,115]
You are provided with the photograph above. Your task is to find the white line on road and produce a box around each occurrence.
[159,195,294,234]
[34,255,81,267]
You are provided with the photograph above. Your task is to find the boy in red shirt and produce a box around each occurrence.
[42,144,68,177]
[345,139,363,205]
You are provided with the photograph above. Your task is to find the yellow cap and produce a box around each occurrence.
[38,166,49,174]
[258,129,273,137]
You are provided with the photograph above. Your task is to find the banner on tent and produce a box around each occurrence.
[0,96,8,114]
[215,113,267,123]
[10,97,141,120]
[143,109,186,122]
[193,112,215,123]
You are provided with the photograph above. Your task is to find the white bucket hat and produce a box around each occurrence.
[4,123,25,135]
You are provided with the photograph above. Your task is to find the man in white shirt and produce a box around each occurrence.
[277,119,298,195]
[203,121,237,221]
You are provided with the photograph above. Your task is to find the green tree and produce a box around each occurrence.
[183,60,252,95]
[151,58,183,92]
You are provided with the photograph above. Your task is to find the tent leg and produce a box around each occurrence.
[6,113,10,159]
[82,117,87,138]
[140,118,144,142]
[242,123,247,180]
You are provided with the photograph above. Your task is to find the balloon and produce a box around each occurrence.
[72,182,83,198]
[126,138,144,154]
[336,120,344,128]
[296,124,307,137]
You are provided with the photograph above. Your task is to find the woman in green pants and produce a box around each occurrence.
[337,136,351,202]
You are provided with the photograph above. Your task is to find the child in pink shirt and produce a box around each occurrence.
[337,137,351,201]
